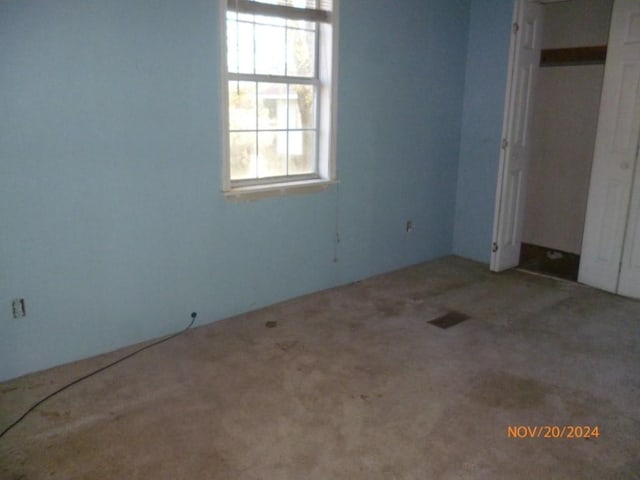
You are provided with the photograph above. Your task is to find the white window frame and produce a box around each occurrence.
[220,0,339,200]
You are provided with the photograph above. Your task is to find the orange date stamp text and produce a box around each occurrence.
[507,425,600,439]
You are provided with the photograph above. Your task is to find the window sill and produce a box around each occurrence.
[223,178,336,201]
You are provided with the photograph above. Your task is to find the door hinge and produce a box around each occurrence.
[513,22,519,34]
[501,138,509,150]
[492,242,499,253]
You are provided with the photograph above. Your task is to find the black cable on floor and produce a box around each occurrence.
[0,312,197,440]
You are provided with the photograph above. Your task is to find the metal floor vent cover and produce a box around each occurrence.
[428,311,471,329]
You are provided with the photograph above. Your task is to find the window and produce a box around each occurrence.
[221,0,338,198]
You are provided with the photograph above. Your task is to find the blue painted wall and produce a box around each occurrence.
[453,0,514,263]
[0,0,471,380]
[335,0,470,280]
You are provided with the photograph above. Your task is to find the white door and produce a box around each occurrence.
[491,0,544,272]
[578,0,640,296]
[619,153,640,297]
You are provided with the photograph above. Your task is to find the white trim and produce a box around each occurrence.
[220,0,232,192]
[317,10,333,180]
[228,72,318,84]
[224,178,337,201]
[228,0,331,24]
[328,0,339,181]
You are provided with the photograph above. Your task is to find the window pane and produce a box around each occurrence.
[227,20,254,74]
[287,28,315,77]
[226,19,237,72]
[226,11,254,22]
[288,131,315,174]
[257,83,287,130]
[255,24,286,75]
[258,131,287,178]
[230,132,257,180]
[289,84,315,129]
[229,82,256,131]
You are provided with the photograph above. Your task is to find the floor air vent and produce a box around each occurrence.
[428,311,470,329]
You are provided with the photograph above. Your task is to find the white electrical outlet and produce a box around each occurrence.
[12,298,26,319]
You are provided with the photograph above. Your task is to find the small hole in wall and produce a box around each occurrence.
[12,298,26,319]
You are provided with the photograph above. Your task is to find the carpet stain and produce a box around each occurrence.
[276,341,298,352]
[375,299,406,317]
[467,371,551,409]
[39,410,70,419]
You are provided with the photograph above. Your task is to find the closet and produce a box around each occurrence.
[520,0,612,281]
[579,0,640,298]
[492,0,640,300]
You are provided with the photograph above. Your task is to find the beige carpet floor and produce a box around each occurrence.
[1,256,639,479]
